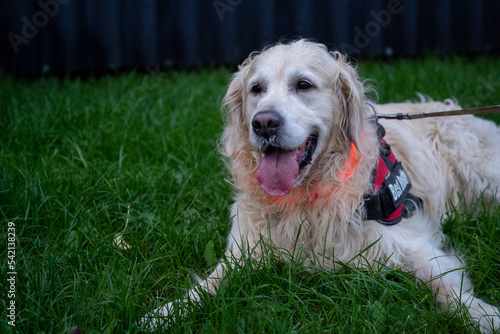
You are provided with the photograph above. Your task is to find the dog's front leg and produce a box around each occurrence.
[411,245,500,333]
[140,203,255,330]
[140,224,248,331]
[140,260,231,330]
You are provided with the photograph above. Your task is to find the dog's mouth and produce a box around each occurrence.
[256,134,318,197]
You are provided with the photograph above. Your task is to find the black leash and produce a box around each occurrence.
[368,103,500,120]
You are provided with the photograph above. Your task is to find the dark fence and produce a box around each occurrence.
[1,0,499,75]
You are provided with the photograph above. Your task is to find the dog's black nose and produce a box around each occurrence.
[252,111,283,138]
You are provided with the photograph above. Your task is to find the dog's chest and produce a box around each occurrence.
[264,209,365,257]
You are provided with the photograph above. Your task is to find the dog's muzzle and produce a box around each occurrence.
[251,111,318,197]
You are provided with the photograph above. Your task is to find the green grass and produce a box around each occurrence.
[1,55,499,333]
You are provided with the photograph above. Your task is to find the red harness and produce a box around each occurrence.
[363,123,423,225]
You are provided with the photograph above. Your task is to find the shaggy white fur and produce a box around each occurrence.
[142,40,500,332]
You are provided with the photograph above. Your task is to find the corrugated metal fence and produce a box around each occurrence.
[1,0,499,75]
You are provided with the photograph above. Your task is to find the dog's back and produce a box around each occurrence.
[379,100,500,220]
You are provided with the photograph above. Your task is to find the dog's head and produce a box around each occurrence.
[222,40,372,198]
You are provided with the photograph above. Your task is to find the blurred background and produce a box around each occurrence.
[1,0,499,75]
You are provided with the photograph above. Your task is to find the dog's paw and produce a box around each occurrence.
[469,301,500,333]
[139,288,205,331]
[139,302,176,332]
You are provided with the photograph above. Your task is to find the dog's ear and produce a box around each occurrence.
[330,52,366,152]
[221,56,254,158]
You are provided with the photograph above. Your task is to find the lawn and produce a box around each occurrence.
[1,55,499,333]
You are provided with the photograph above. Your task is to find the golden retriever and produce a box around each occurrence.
[143,39,500,332]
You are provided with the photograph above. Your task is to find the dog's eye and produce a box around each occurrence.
[297,80,313,90]
[251,84,262,94]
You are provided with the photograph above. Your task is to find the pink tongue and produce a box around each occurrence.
[256,148,299,196]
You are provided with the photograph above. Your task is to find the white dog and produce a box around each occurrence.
[143,39,500,332]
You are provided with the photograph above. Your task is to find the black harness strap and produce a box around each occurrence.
[363,122,424,225]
